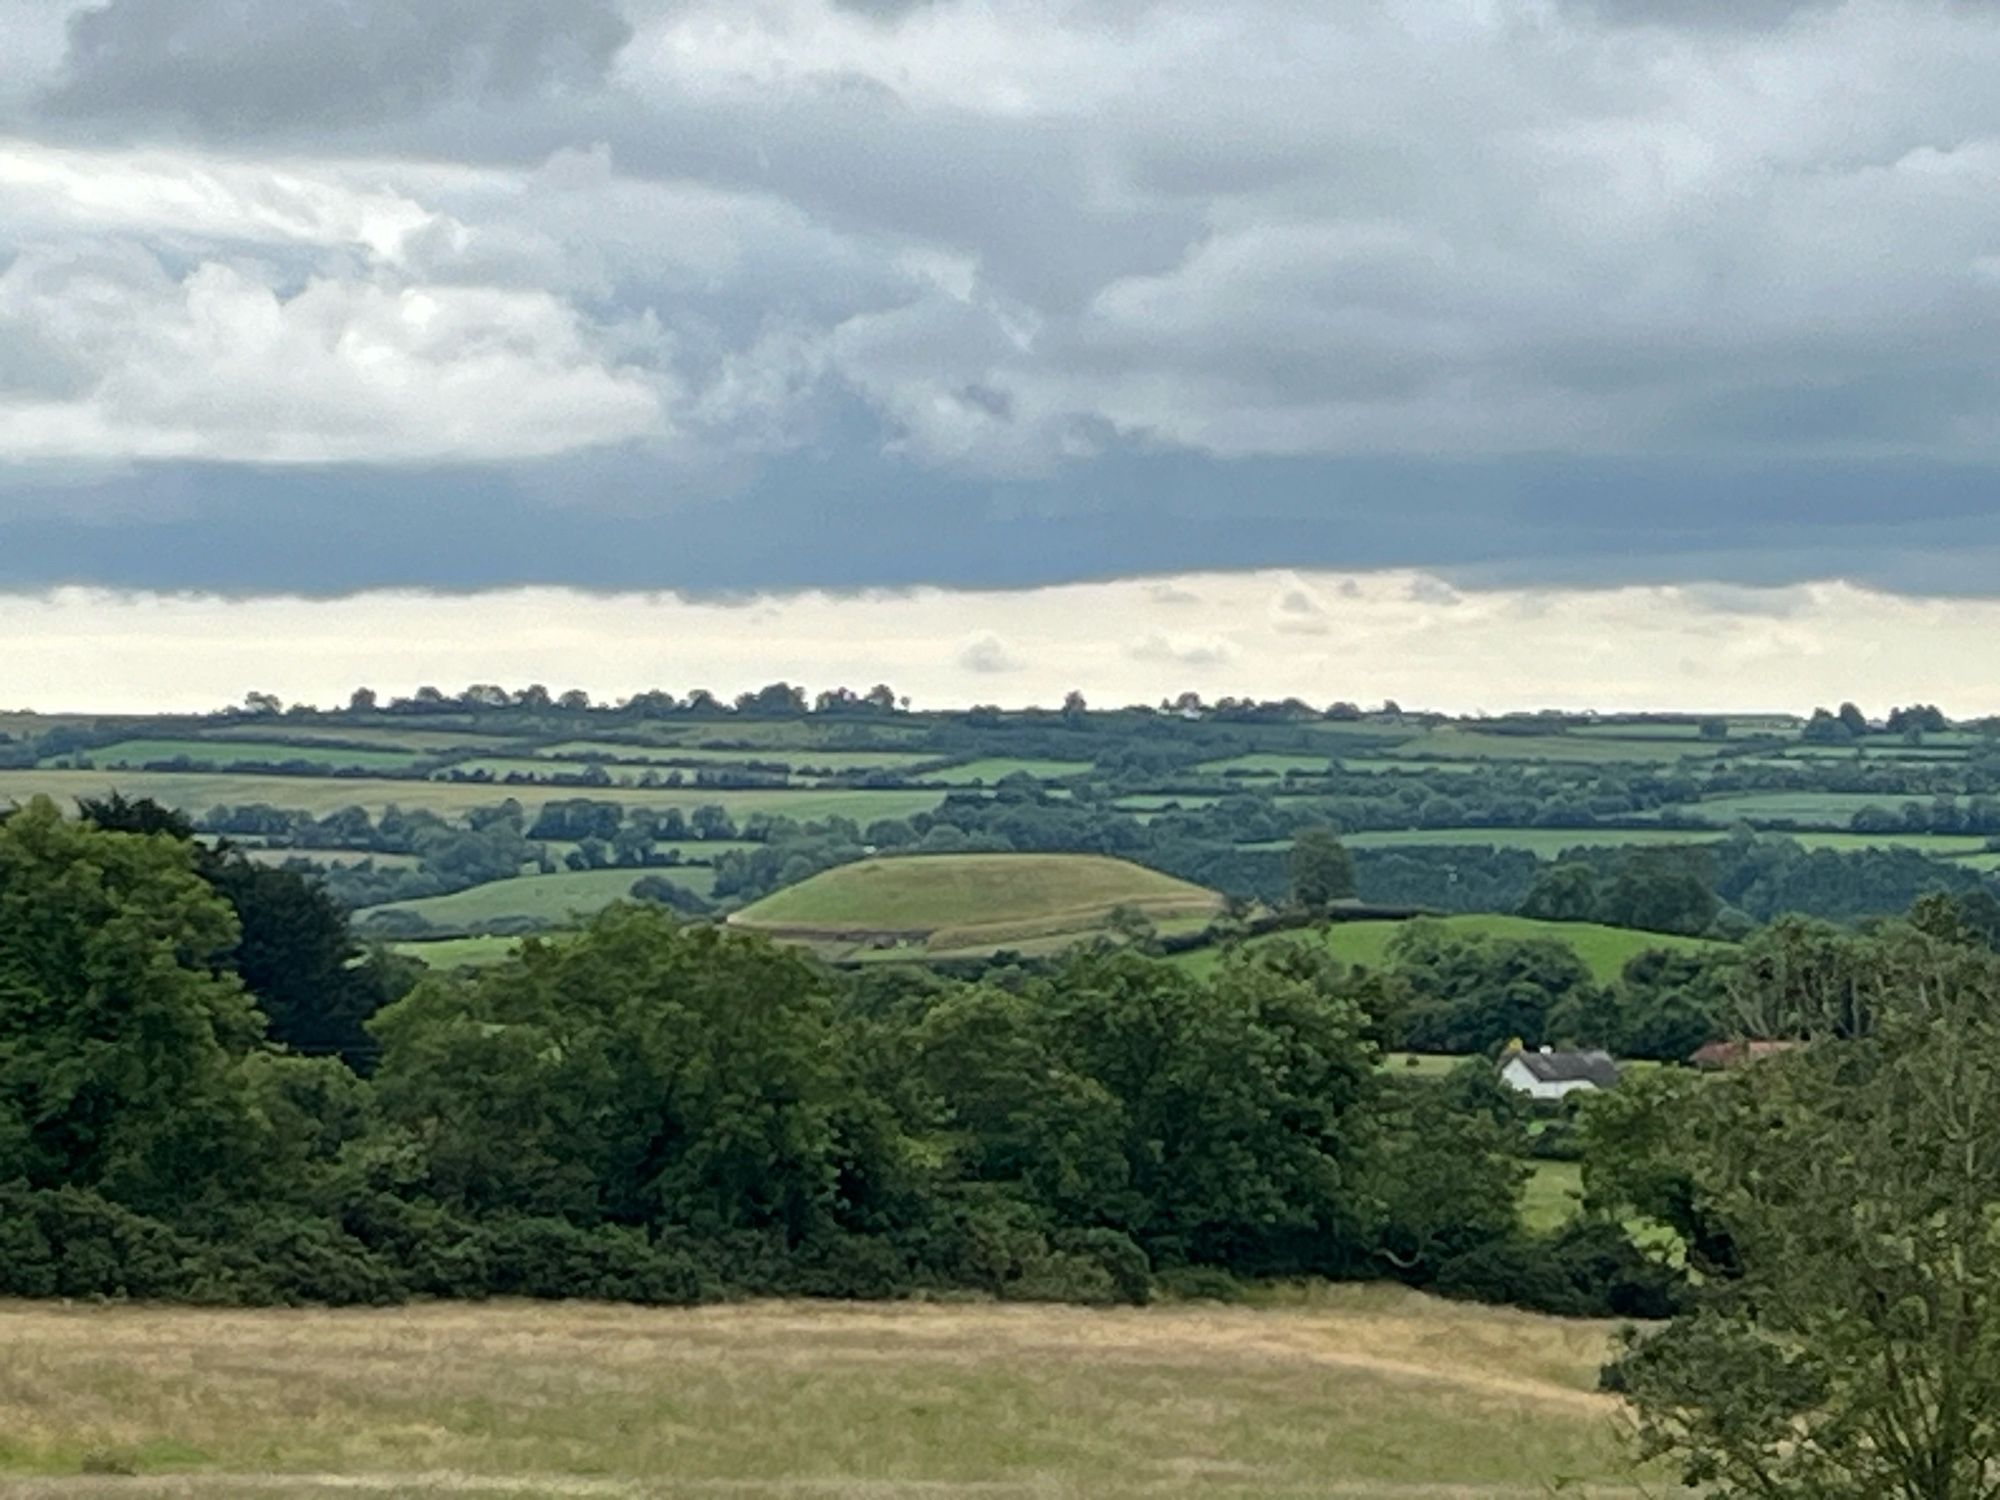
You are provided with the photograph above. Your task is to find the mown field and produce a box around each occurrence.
[731,853,1224,956]
[1175,913,1722,983]
[0,1292,1651,1498]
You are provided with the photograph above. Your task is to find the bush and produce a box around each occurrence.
[192,1213,405,1306]
[1432,1221,1686,1319]
[1432,1237,1578,1314]
[0,1186,201,1300]
[480,1217,712,1305]
[1052,1228,1153,1306]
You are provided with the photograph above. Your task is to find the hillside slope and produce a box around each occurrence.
[730,852,1224,954]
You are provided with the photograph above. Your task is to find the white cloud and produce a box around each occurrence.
[0,250,665,464]
[0,138,448,263]
[1125,631,1234,666]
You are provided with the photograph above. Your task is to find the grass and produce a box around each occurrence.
[926,757,1094,784]
[535,742,941,772]
[389,934,533,968]
[731,853,1224,951]
[1330,825,1992,858]
[1339,827,1737,855]
[1387,727,1727,764]
[1674,790,1956,827]
[0,1293,1651,1497]
[44,737,429,772]
[1522,1160,1587,1234]
[203,725,518,751]
[1175,914,1721,983]
[0,771,946,825]
[359,867,715,930]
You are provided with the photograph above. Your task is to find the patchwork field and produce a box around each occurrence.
[1176,913,1722,983]
[730,853,1225,955]
[357,866,717,931]
[1386,727,1730,764]
[44,737,431,772]
[0,1292,1650,1498]
[0,771,946,825]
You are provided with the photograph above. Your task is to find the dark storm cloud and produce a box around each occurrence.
[10,0,2000,598]
[42,0,631,131]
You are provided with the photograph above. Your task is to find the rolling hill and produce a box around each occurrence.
[729,852,1225,957]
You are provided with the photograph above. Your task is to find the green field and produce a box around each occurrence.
[1522,1160,1586,1234]
[536,742,941,772]
[1195,753,1335,776]
[46,737,430,772]
[0,771,947,825]
[0,1292,1648,1497]
[1387,727,1728,764]
[204,725,517,751]
[731,853,1223,953]
[358,867,716,931]
[1176,913,1722,983]
[927,757,1094,784]
[1113,793,1221,811]
[1676,790,1957,827]
[1340,826,1735,855]
[389,934,533,968]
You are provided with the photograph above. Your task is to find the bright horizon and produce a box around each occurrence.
[6,568,1990,719]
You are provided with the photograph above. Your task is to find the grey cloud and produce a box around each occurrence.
[44,0,631,131]
[1579,0,1838,28]
[1405,576,1463,608]
[957,632,1022,673]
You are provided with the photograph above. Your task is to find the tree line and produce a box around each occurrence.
[1,796,1665,1312]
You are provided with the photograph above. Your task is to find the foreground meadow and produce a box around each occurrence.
[0,1288,1654,1499]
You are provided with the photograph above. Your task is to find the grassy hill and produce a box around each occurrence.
[0,1291,1650,1497]
[358,866,715,934]
[1176,912,1724,982]
[730,853,1224,956]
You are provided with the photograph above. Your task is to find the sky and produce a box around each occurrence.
[4,0,2000,709]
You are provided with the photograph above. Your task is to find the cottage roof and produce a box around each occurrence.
[1504,1048,1620,1088]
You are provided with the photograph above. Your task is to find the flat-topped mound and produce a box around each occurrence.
[730,853,1225,953]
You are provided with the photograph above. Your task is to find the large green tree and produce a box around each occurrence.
[1615,934,2000,1498]
[1287,825,1356,911]
[0,799,269,1217]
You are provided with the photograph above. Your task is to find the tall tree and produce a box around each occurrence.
[1617,937,2000,1499]
[1287,825,1356,911]
[0,799,268,1217]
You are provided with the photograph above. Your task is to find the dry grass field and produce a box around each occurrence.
[0,1289,1659,1499]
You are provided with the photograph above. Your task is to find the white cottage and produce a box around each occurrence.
[1498,1046,1620,1100]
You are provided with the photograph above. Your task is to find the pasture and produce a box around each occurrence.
[357,867,716,931]
[1386,727,1728,764]
[0,771,946,826]
[1176,913,1721,983]
[1674,790,1956,827]
[43,738,429,772]
[388,934,529,968]
[730,853,1224,954]
[534,742,940,772]
[0,1292,1648,1498]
